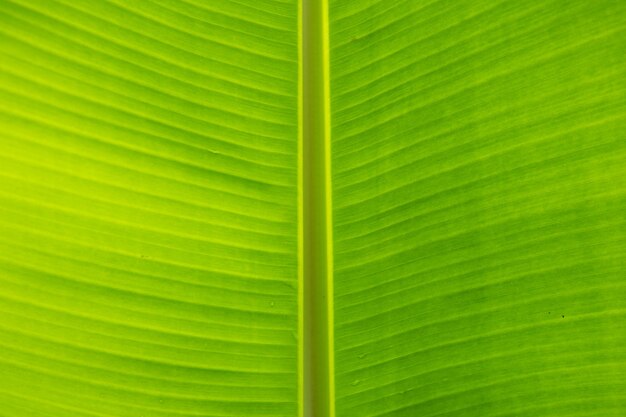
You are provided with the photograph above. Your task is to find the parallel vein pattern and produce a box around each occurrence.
[0,1,300,416]
[329,1,626,416]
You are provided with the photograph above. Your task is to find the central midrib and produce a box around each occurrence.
[302,0,334,416]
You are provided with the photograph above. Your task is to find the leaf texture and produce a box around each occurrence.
[2,1,626,416]
[0,0,301,416]
[329,1,626,416]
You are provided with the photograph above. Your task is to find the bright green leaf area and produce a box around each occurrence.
[1,0,625,416]
[330,1,626,416]
[0,0,300,416]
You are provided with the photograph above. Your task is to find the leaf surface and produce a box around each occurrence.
[2,1,626,416]
[0,1,301,416]
[328,1,626,416]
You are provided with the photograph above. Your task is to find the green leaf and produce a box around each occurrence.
[2,1,626,417]
[329,1,626,416]
[0,0,301,416]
